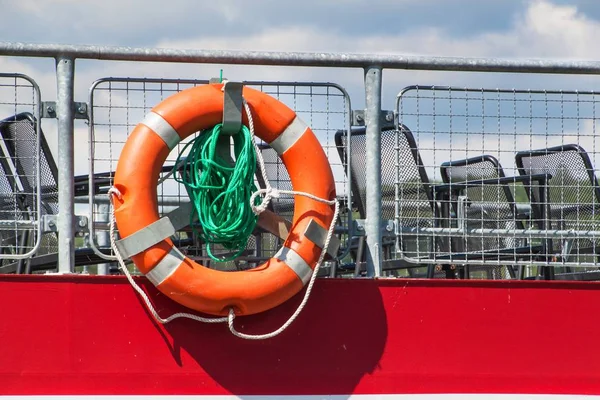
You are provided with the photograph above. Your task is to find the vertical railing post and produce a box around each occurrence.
[56,56,75,273]
[364,65,383,277]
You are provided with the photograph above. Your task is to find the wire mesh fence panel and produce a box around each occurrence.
[395,85,600,279]
[88,78,351,273]
[0,74,43,268]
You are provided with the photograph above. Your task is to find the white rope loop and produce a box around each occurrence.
[106,90,338,340]
[250,187,281,215]
[227,197,339,340]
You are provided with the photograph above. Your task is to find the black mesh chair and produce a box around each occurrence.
[516,144,600,279]
[335,124,446,277]
[440,155,547,279]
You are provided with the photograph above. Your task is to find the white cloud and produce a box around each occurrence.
[374,0,600,59]
[154,1,600,58]
[5,0,599,112]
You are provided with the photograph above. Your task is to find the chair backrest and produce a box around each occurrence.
[0,112,58,255]
[0,112,58,214]
[335,124,434,220]
[515,144,600,253]
[440,155,524,252]
[335,125,437,261]
[0,120,25,250]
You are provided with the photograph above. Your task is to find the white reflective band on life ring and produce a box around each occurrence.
[115,217,176,259]
[268,116,309,155]
[274,246,313,285]
[142,111,181,150]
[145,246,185,286]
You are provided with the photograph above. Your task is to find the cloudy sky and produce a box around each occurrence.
[2,0,600,181]
[4,0,600,97]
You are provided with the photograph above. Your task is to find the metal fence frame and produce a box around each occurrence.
[0,73,43,260]
[392,85,600,268]
[86,77,353,262]
[4,42,600,275]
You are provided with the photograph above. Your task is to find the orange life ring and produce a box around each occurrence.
[112,83,336,316]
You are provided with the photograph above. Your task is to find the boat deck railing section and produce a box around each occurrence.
[2,42,600,279]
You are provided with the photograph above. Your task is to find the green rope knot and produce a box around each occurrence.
[174,123,260,262]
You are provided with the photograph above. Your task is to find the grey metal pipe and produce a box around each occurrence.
[4,42,600,74]
[364,66,383,278]
[0,220,37,228]
[400,254,600,269]
[55,56,75,273]
[75,196,188,206]
[399,226,600,239]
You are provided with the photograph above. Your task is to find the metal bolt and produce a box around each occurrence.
[356,224,364,231]
[46,105,55,114]
[386,222,394,232]
[356,114,364,123]
[48,220,55,227]
[77,104,87,114]
[385,113,394,122]
[78,219,87,228]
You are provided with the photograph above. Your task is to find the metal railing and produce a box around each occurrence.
[0,73,42,264]
[392,86,600,278]
[86,78,352,265]
[4,42,600,277]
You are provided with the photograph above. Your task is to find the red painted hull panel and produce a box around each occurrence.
[1,275,600,395]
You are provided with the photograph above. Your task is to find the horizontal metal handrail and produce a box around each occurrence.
[2,42,600,74]
[399,226,600,240]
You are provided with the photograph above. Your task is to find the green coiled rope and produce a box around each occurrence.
[174,123,260,262]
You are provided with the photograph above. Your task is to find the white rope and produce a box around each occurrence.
[106,92,338,340]
[243,99,276,215]
[107,187,228,325]
[226,99,340,339]
[228,194,339,340]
